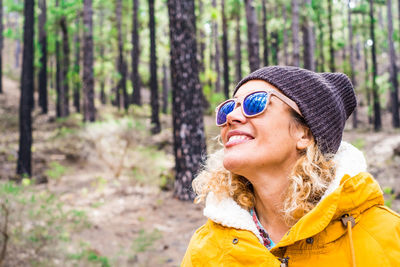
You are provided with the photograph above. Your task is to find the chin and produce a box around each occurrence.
[222,152,247,175]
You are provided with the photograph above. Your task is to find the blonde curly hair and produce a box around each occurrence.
[192,112,336,226]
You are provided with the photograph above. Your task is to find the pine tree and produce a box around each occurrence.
[82,0,95,122]
[17,0,35,177]
[167,0,207,200]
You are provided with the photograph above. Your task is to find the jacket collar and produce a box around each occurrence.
[203,141,377,245]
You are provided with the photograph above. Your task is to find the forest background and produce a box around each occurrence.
[0,0,400,266]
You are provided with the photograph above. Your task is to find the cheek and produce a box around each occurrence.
[220,127,228,143]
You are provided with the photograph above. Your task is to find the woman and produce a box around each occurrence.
[181,66,400,266]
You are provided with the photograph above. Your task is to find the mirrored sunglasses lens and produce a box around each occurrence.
[243,92,268,116]
[217,100,235,125]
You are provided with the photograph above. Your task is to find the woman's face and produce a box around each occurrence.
[220,80,302,178]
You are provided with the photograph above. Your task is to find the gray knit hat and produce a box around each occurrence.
[234,66,357,155]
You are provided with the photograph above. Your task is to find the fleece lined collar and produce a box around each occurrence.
[203,141,368,244]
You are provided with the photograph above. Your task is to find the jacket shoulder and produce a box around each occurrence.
[357,205,400,265]
[181,219,232,267]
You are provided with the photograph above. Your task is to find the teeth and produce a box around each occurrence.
[228,135,251,142]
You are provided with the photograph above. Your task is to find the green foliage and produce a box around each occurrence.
[383,187,396,208]
[45,162,67,180]
[131,145,173,187]
[351,138,366,150]
[0,181,90,265]
[132,229,162,254]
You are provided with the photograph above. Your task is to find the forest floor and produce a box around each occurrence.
[1,77,400,267]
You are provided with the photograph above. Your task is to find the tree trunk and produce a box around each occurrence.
[261,0,269,66]
[99,9,106,105]
[116,0,127,110]
[38,0,47,112]
[302,0,315,71]
[355,35,361,61]
[291,0,300,67]
[131,0,141,106]
[15,40,21,69]
[56,36,61,117]
[83,0,95,122]
[162,62,168,114]
[362,14,372,125]
[0,0,3,94]
[271,31,279,65]
[60,16,70,117]
[387,0,400,127]
[212,0,221,92]
[221,0,229,98]
[315,1,325,72]
[244,0,260,72]
[282,3,289,66]
[347,0,357,128]
[369,0,381,130]
[149,0,160,133]
[17,0,34,177]
[327,0,335,72]
[73,16,81,112]
[198,0,206,74]
[167,0,207,200]
[55,0,61,117]
[235,1,242,83]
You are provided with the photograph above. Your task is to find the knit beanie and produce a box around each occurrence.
[234,66,357,155]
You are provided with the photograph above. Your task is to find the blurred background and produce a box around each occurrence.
[0,0,399,266]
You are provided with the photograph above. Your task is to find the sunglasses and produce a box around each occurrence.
[215,90,303,126]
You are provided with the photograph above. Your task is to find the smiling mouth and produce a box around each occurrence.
[225,135,254,147]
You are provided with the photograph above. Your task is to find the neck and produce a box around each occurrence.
[249,167,293,244]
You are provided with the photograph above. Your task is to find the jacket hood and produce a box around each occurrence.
[203,141,384,245]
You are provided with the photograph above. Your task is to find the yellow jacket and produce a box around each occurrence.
[182,143,400,266]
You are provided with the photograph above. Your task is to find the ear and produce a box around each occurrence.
[296,127,312,150]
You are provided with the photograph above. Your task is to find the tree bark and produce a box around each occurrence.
[198,0,206,74]
[98,9,105,105]
[55,34,61,116]
[73,16,81,112]
[291,0,300,67]
[83,0,95,122]
[167,0,207,200]
[162,62,168,114]
[244,0,260,72]
[149,0,160,133]
[369,0,381,130]
[271,31,279,65]
[347,0,357,128]
[55,0,61,117]
[15,41,21,69]
[38,0,47,112]
[327,0,335,72]
[17,0,34,177]
[212,0,221,92]
[387,0,400,127]
[60,15,70,117]
[261,0,269,66]
[131,0,142,105]
[302,0,315,71]
[221,0,229,98]
[235,1,242,83]
[362,14,372,125]
[116,0,127,110]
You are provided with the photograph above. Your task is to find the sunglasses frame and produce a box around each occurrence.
[215,89,303,127]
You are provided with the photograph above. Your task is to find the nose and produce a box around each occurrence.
[226,104,247,125]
